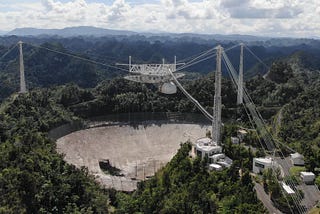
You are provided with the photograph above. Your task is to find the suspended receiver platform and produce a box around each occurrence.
[120,57,185,94]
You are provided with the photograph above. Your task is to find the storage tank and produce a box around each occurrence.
[160,82,177,94]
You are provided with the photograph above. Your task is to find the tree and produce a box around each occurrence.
[266,61,294,84]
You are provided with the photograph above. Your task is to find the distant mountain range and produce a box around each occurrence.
[5,26,320,48]
[6,26,137,37]
[0,30,7,35]
[4,26,273,42]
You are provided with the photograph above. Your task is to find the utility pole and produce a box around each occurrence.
[18,41,27,93]
[237,43,244,105]
[212,45,222,145]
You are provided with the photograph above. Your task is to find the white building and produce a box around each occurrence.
[252,157,274,174]
[195,137,232,170]
[195,137,222,158]
[290,152,305,166]
[281,182,295,194]
[209,163,223,171]
[300,172,315,184]
[209,153,225,163]
[217,160,232,168]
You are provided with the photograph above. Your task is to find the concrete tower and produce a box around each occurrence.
[212,45,222,145]
[237,43,244,105]
[18,41,27,93]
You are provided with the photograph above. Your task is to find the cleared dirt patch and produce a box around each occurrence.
[56,122,210,191]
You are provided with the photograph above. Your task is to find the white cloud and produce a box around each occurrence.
[107,0,130,21]
[165,0,221,19]
[227,7,302,19]
[220,0,303,19]
[0,0,318,38]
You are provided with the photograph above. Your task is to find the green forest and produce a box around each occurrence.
[0,38,320,213]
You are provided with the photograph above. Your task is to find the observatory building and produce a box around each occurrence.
[252,157,274,174]
[194,137,233,168]
[300,171,315,184]
[195,137,222,158]
[290,152,305,166]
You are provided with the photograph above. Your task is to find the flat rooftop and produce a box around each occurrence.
[195,137,221,152]
[300,172,315,176]
[281,182,295,194]
[209,163,222,169]
[196,137,214,145]
[254,157,273,164]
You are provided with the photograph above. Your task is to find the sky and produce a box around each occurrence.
[0,0,319,38]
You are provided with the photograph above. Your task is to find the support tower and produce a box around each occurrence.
[18,41,27,93]
[237,43,244,105]
[212,45,222,144]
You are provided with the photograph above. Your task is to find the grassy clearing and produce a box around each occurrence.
[289,166,306,177]
[308,207,320,214]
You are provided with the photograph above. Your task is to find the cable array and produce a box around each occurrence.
[223,49,306,214]
[176,43,240,72]
[172,43,319,213]
[169,43,311,213]
[24,42,129,73]
[244,45,270,71]
[168,68,213,121]
[0,44,18,62]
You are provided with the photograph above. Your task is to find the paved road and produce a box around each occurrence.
[299,184,320,211]
[274,156,292,177]
[275,157,320,212]
[254,182,283,214]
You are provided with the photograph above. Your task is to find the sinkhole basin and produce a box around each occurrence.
[56,122,210,191]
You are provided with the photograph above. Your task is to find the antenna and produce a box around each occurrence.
[212,45,222,145]
[237,43,244,105]
[18,41,27,93]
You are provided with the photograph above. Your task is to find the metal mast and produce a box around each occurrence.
[212,45,222,145]
[18,41,27,93]
[129,55,132,72]
[237,43,244,105]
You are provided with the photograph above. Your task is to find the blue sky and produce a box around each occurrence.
[0,0,319,37]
